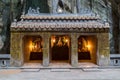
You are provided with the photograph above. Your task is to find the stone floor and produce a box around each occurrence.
[0,63,120,80]
[0,68,120,80]
[20,62,98,69]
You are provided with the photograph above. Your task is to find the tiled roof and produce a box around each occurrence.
[11,14,109,32]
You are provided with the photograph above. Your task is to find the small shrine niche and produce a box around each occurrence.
[51,35,70,61]
[78,35,97,64]
[23,35,43,62]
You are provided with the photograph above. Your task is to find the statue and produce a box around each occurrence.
[36,7,40,14]
[27,7,32,14]
[27,7,40,15]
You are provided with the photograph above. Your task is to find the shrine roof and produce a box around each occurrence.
[11,14,109,32]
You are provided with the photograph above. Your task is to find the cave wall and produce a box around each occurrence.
[0,0,24,54]
[0,0,11,54]
[110,1,120,54]
[118,3,120,53]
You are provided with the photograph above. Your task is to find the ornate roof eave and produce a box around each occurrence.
[11,21,109,33]
[11,28,109,33]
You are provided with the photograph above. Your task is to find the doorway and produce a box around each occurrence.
[23,35,43,63]
[78,35,97,64]
[50,35,70,63]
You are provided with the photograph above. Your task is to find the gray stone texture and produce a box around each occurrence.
[71,33,78,67]
[42,33,50,67]
[1,68,120,80]
[0,0,11,54]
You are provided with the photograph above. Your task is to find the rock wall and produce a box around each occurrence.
[0,0,23,54]
[110,1,119,54]
[0,0,11,54]
[11,0,23,20]
[25,0,50,13]
[119,4,120,54]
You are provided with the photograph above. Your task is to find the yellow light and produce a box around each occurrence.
[29,43,33,51]
[52,39,56,43]
[65,39,68,42]
[86,45,91,49]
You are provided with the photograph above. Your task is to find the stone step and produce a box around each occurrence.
[50,69,70,72]
[21,69,40,72]
[82,68,101,72]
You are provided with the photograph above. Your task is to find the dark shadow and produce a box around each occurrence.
[51,35,70,61]
[78,36,91,60]
[52,45,69,60]
[78,52,91,60]
[30,52,43,60]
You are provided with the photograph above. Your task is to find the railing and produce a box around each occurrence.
[0,54,10,67]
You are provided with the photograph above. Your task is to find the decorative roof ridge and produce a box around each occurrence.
[20,13,100,20]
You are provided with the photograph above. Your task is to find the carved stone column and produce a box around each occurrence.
[71,33,78,67]
[42,33,50,67]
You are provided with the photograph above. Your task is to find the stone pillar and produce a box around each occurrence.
[10,33,23,67]
[71,33,78,67]
[97,33,110,66]
[42,33,50,67]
